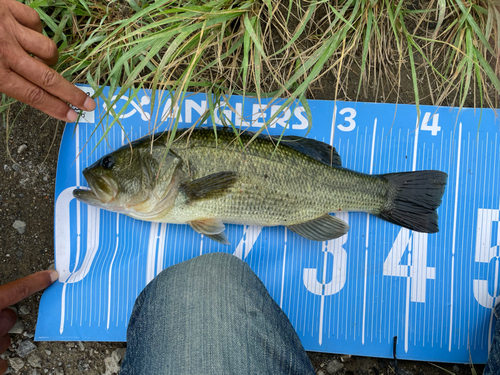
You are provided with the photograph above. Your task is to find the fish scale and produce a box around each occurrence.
[166,129,389,224]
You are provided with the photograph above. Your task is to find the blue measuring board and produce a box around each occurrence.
[36,85,500,364]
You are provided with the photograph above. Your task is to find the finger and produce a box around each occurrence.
[0,69,80,122]
[0,270,58,310]
[5,0,42,33]
[15,25,58,66]
[0,334,10,356]
[0,309,16,337]
[0,358,7,374]
[10,55,96,112]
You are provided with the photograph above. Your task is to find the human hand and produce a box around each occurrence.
[0,0,95,122]
[0,270,58,374]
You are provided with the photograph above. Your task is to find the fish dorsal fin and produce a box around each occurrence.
[286,214,349,241]
[180,171,237,200]
[274,136,342,166]
[188,218,230,245]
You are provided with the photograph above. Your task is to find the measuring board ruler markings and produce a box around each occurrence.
[37,86,499,363]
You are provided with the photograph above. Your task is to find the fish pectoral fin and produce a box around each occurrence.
[180,171,237,200]
[287,214,350,241]
[188,218,230,245]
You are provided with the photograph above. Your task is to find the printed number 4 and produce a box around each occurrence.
[383,229,436,302]
[420,112,441,136]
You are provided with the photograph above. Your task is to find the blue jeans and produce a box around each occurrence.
[120,253,315,374]
[484,304,500,374]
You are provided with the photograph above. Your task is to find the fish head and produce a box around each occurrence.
[73,142,182,215]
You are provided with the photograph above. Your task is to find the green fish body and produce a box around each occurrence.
[73,127,448,244]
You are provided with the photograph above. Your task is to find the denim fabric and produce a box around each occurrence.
[120,253,315,375]
[484,304,500,375]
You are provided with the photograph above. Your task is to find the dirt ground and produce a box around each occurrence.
[0,81,486,375]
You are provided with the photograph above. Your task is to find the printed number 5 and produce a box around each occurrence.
[473,209,500,308]
[336,107,357,132]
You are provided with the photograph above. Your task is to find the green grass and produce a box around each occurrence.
[2,0,499,141]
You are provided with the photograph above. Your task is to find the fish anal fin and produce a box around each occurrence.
[188,218,230,245]
[180,171,237,200]
[287,214,349,241]
[205,232,230,245]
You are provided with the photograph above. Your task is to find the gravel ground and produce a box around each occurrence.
[0,87,484,374]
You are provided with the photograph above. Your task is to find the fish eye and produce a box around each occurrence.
[100,155,115,169]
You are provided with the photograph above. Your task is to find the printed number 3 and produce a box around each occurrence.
[303,212,348,296]
[336,107,357,132]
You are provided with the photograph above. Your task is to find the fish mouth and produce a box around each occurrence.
[73,188,103,206]
[73,169,119,205]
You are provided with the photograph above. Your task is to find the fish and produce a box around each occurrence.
[73,127,448,244]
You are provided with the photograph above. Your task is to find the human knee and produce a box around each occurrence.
[153,252,252,289]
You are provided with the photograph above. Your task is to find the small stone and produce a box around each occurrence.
[19,306,30,315]
[340,354,352,363]
[44,350,51,356]
[25,332,34,339]
[65,342,74,349]
[326,359,344,374]
[104,356,120,375]
[9,357,25,372]
[453,365,460,373]
[31,370,41,375]
[89,349,94,357]
[4,165,11,172]
[12,220,26,234]
[396,369,413,375]
[77,341,85,351]
[9,319,24,335]
[317,371,325,375]
[12,164,20,172]
[17,144,28,154]
[16,340,36,357]
[111,348,126,363]
[54,368,64,375]
[27,354,42,368]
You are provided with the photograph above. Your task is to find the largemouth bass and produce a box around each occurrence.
[73,127,448,244]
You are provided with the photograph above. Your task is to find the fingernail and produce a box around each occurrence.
[49,270,59,283]
[84,96,96,111]
[7,307,18,316]
[67,109,78,122]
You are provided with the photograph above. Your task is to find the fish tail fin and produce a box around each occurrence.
[377,170,448,233]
